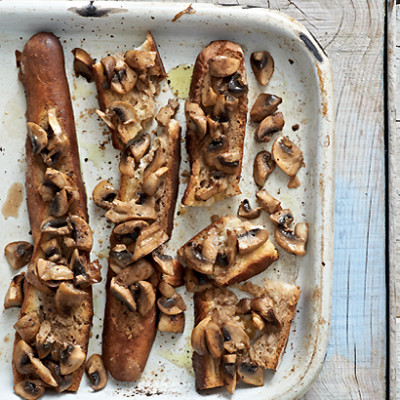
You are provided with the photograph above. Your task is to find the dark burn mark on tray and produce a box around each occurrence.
[299,32,323,62]
[69,1,126,17]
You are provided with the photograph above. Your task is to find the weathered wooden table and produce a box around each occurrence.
[180,0,395,398]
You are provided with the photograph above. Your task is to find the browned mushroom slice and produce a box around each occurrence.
[36,321,54,359]
[40,238,62,262]
[253,150,276,187]
[92,180,118,209]
[29,357,58,387]
[250,93,282,122]
[4,241,33,270]
[13,311,40,344]
[36,259,74,282]
[105,199,157,224]
[100,56,116,86]
[45,361,73,393]
[236,228,269,255]
[275,222,309,256]
[237,362,264,386]
[69,249,91,288]
[40,216,70,236]
[157,282,186,316]
[256,189,281,214]
[272,136,304,177]
[238,199,261,219]
[65,215,93,252]
[72,48,94,82]
[216,151,241,174]
[251,296,281,326]
[221,321,250,353]
[185,268,213,293]
[191,316,212,355]
[14,340,36,375]
[109,100,138,125]
[216,229,237,269]
[135,281,156,316]
[86,354,108,391]
[152,250,175,276]
[110,59,138,95]
[132,223,168,262]
[201,73,218,107]
[125,49,157,70]
[209,55,241,78]
[221,353,237,394]
[115,259,154,286]
[255,112,285,142]
[185,101,207,140]
[59,344,86,375]
[204,322,224,359]
[55,282,87,316]
[27,122,48,155]
[270,208,294,229]
[50,188,69,217]
[110,244,134,269]
[4,272,25,309]
[110,277,136,312]
[129,133,151,163]
[155,99,179,127]
[182,242,214,275]
[14,379,45,400]
[143,163,169,196]
[158,312,185,333]
[250,51,274,86]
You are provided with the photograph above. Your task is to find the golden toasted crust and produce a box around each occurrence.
[182,40,248,206]
[14,32,93,392]
[177,215,278,286]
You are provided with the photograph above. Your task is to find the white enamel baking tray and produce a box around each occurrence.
[0,2,334,399]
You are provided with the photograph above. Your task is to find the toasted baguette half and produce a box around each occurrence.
[177,215,278,287]
[13,33,95,396]
[182,40,248,206]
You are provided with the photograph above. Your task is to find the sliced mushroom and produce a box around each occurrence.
[253,150,276,187]
[251,297,281,326]
[30,357,58,387]
[72,48,94,82]
[185,101,207,140]
[158,312,185,333]
[201,227,219,266]
[60,344,86,375]
[250,93,282,122]
[256,189,281,214]
[14,340,35,375]
[183,242,214,275]
[216,151,240,174]
[45,361,73,393]
[191,316,212,355]
[131,223,168,262]
[40,217,70,236]
[110,244,134,269]
[119,152,136,177]
[201,73,218,107]
[4,241,33,270]
[36,258,74,282]
[209,55,241,78]
[14,379,45,400]
[227,72,248,96]
[221,353,237,394]
[109,100,138,126]
[194,175,228,202]
[26,122,48,155]
[251,311,266,330]
[64,215,93,252]
[55,282,87,316]
[36,321,54,359]
[155,98,179,127]
[101,56,116,85]
[92,180,117,209]
[236,228,269,255]
[152,251,175,276]
[113,219,148,245]
[105,199,157,224]
[237,362,264,386]
[238,199,261,219]
[125,49,156,70]
[136,281,156,316]
[142,166,169,196]
[216,229,237,269]
[110,60,138,95]
[204,322,224,359]
[110,277,136,311]
[13,311,40,344]
[270,209,294,229]
[86,354,108,391]
[69,249,91,288]
[50,188,69,217]
[255,112,285,142]
[272,136,304,176]
[4,272,25,309]
[275,222,308,256]
[185,268,213,293]
[250,51,274,86]
[221,321,250,353]
[115,259,154,286]
[129,133,151,162]
[157,284,186,316]
[40,238,62,262]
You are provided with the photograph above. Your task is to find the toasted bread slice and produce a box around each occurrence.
[182,41,248,206]
[178,215,278,287]
[13,33,95,395]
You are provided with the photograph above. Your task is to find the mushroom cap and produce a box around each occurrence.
[64,215,93,252]
[26,122,48,155]
[115,259,154,286]
[255,112,285,142]
[221,321,250,353]
[256,189,281,214]
[250,51,274,86]
[92,180,117,210]
[221,353,238,394]
[86,354,108,391]
[237,199,262,220]
[4,272,25,309]
[55,282,87,316]
[237,362,264,386]
[236,228,269,255]
[274,222,309,256]
[209,55,241,78]
[204,322,224,359]
[158,312,185,333]
[13,311,40,344]
[14,340,35,375]
[253,150,276,188]
[128,133,151,163]
[270,209,294,229]
[136,280,156,316]
[191,316,212,355]
[14,379,45,400]
[72,48,94,82]
[5,241,33,270]
[272,136,304,177]
[110,277,136,312]
[110,61,138,95]
[59,344,86,375]
[250,93,282,122]
[40,216,70,236]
